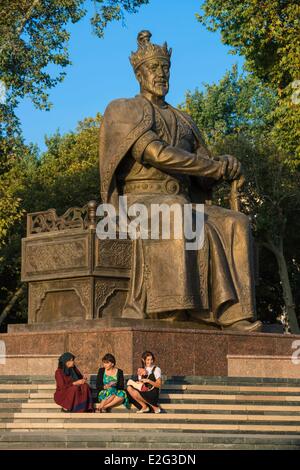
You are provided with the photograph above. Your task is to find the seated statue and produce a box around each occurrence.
[99,30,261,332]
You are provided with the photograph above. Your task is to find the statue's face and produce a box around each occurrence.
[137,58,170,97]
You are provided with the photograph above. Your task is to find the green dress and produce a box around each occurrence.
[98,371,130,409]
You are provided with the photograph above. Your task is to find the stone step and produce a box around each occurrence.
[1,383,300,393]
[2,421,300,433]
[165,376,300,385]
[0,430,300,449]
[0,384,55,391]
[3,412,300,424]
[0,376,54,384]
[2,391,300,402]
[2,375,300,385]
[17,400,300,408]
[2,402,300,415]
[162,393,300,401]
[2,376,300,449]
[1,443,298,449]
[21,398,300,407]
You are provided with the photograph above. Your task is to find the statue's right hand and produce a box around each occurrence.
[217,154,242,181]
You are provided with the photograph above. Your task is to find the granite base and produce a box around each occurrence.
[1,320,299,377]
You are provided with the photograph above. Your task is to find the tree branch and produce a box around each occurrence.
[0,285,26,327]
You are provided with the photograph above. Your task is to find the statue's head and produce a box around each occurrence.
[130,31,172,98]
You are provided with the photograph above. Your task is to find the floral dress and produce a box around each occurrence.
[98,370,130,409]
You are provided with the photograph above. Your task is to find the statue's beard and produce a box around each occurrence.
[141,79,169,98]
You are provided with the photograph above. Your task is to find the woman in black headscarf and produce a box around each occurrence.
[54,352,94,412]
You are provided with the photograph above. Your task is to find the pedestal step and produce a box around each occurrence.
[1,376,300,449]
[0,430,300,450]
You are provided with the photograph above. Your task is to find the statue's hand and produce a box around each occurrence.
[216,154,242,181]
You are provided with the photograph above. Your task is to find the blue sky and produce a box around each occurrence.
[16,0,243,152]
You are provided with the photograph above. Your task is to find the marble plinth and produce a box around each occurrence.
[1,321,299,377]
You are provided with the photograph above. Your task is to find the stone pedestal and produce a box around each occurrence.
[14,205,300,380]
[1,320,300,377]
[22,207,132,324]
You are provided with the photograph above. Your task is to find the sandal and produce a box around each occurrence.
[136,407,150,413]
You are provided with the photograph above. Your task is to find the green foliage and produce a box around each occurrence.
[181,65,277,146]
[0,0,148,251]
[91,0,149,38]
[24,114,101,213]
[182,67,300,322]
[0,136,33,256]
[0,114,101,328]
[197,0,300,89]
[197,0,300,161]
[0,0,148,134]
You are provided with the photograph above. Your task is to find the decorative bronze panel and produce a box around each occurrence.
[94,238,132,273]
[94,278,128,318]
[22,231,92,281]
[28,278,93,323]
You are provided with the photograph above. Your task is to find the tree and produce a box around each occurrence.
[217,135,300,333]
[197,0,300,162]
[24,114,101,213]
[0,0,148,247]
[182,65,277,145]
[0,115,101,330]
[0,0,149,117]
[0,1,149,328]
[181,66,300,332]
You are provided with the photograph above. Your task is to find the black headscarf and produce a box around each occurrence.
[58,352,81,381]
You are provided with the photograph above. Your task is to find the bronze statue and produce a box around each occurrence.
[99,31,262,332]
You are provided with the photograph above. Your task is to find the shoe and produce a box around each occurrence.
[153,407,161,414]
[136,407,150,413]
[222,320,262,332]
[61,408,69,413]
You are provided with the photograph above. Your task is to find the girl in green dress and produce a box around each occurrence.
[95,353,130,412]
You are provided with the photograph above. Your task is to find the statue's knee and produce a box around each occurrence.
[227,210,249,229]
[236,212,250,230]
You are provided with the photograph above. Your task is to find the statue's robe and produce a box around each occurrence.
[99,94,257,326]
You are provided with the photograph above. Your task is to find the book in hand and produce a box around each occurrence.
[107,381,117,388]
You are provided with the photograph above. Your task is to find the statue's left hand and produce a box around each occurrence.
[216,154,242,181]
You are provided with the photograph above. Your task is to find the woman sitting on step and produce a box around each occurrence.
[127,351,162,414]
[95,353,130,413]
[54,352,94,413]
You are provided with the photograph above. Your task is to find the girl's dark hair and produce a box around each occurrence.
[102,353,116,366]
[58,352,75,369]
[141,351,155,366]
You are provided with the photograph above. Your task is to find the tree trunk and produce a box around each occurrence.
[262,239,299,334]
[0,285,25,327]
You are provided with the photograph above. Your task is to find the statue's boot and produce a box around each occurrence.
[150,310,189,321]
[187,310,221,330]
[222,319,262,332]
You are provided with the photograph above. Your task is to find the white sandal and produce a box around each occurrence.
[136,407,150,413]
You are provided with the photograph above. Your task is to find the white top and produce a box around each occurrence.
[138,366,161,381]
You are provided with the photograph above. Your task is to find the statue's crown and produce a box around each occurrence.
[129,30,172,71]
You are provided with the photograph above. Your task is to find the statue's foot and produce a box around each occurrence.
[152,310,189,322]
[222,320,262,332]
